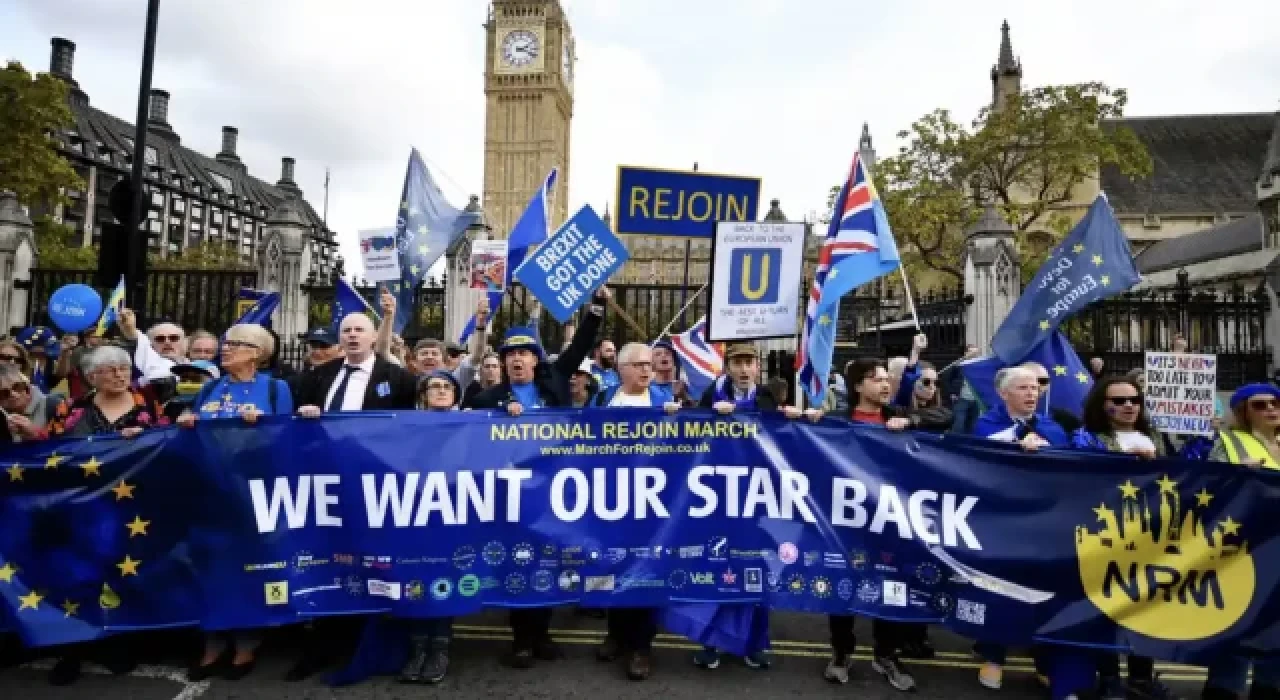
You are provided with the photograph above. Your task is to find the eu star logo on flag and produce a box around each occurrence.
[0,433,199,646]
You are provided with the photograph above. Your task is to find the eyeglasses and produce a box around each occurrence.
[1036,378,1051,386]
[624,361,653,369]
[0,354,21,363]
[0,383,29,400]
[95,365,132,376]
[153,334,182,344]
[1249,399,1280,411]
[224,340,259,350]
[1107,396,1143,406]
[424,382,454,392]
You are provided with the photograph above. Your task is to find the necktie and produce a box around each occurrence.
[327,366,356,413]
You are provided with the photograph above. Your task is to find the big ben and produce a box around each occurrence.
[483,0,574,238]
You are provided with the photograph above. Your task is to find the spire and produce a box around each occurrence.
[859,123,877,171]
[996,20,1019,75]
[990,20,1023,109]
[602,203,612,228]
[859,123,872,151]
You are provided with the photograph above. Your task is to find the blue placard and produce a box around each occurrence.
[615,166,762,237]
[514,204,630,323]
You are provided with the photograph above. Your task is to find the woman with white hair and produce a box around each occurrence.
[44,345,166,439]
[176,323,293,681]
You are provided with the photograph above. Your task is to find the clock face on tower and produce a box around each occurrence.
[501,29,540,68]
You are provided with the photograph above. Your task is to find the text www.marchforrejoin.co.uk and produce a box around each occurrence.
[540,442,713,457]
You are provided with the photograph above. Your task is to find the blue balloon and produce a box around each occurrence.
[47,283,104,333]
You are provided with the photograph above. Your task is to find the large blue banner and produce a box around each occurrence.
[2,410,1278,665]
[614,167,761,237]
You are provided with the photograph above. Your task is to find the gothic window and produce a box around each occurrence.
[994,252,1015,296]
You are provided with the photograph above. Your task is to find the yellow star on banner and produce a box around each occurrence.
[1076,371,1090,384]
[417,224,428,235]
[410,265,420,276]
[418,244,428,255]
[126,516,151,537]
[1053,365,1067,376]
[45,453,65,470]
[0,562,16,583]
[1092,254,1103,266]
[1219,515,1242,536]
[1093,503,1113,521]
[1100,275,1111,287]
[79,456,102,478]
[819,314,832,326]
[1039,320,1050,331]
[1072,243,1085,254]
[7,464,23,482]
[111,480,136,501]
[1118,481,1140,499]
[18,590,42,611]
[1196,489,1214,507]
[117,555,141,576]
[1156,474,1177,494]
[61,600,80,618]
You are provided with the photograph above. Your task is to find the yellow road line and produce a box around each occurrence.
[452,625,1210,680]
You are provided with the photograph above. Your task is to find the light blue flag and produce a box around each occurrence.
[797,153,901,404]
[458,169,558,344]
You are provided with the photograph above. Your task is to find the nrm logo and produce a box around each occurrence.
[1075,475,1253,641]
[728,248,780,305]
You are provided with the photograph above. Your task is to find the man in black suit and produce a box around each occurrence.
[295,312,417,414]
[285,312,417,682]
[465,286,608,669]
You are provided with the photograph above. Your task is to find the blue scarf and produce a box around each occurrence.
[972,403,1069,447]
[712,376,757,410]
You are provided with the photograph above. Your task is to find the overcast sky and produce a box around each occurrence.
[3,0,1278,273]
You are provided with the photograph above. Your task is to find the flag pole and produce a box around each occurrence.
[897,267,922,331]
[650,284,708,346]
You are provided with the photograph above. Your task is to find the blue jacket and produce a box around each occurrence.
[592,383,673,408]
[972,403,1069,447]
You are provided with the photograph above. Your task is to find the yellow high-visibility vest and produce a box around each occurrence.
[1217,429,1280,470]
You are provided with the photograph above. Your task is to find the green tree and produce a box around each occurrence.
[149,241,254,270]
[0,61,83,208]
[32,216,96,269]
[851,83,1151,286]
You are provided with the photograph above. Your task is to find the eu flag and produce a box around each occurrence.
[391,149,476,334]
[234,289,280,328]
[959,330,1093,418]
[332,277,380,331]
[989,195,1140,363]
[0,433,200,646]
[458,168,558,344]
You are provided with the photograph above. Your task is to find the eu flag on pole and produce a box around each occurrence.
[796,152,901,404]
[332,277,380,331]
[94,276,126,336]
[989,195,1140,363]
[459,168,558,344]
[392,149,474,334]
[958,330,1094,418]
[233,289,280,328]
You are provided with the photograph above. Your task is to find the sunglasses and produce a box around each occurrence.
[0,354,21,363]
[917,378,934,387]
[1107,396,1143,407]
[153,334,182,344]
[0,383,29,400]
[1249,399,1280,411]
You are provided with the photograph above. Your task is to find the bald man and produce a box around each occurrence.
[296,313,417,415]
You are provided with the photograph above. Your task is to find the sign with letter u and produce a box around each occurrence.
[707,222,807,342]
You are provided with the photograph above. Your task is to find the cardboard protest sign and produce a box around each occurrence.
[514,205,630,323]
[707,221,806,341]
[1145,352,1218,436]
[359,228,401,283]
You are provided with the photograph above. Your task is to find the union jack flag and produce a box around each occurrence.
[795,152,901,404]
[669,317,724,400]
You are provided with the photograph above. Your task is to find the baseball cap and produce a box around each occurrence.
[724,343,759,360]
[171,359,220,380]
[304,328,338,347]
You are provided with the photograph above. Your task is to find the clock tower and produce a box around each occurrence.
[483,0,574,239]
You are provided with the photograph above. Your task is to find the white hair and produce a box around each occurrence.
[617,342,650,366]
[1019,361,1047,377]
[995,366,1036,393]
[82,345,132,375]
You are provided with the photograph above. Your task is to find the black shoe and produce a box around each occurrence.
[504,648,535,670]
[398,640,429,684]
[187,650,230,683]
[872,654,918,692]
[222,658,256,681]
[420,645,449,684]
[48,657,81,686]
[532,637,563,662]
[284,651,330,682]
[597,636,623,662]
